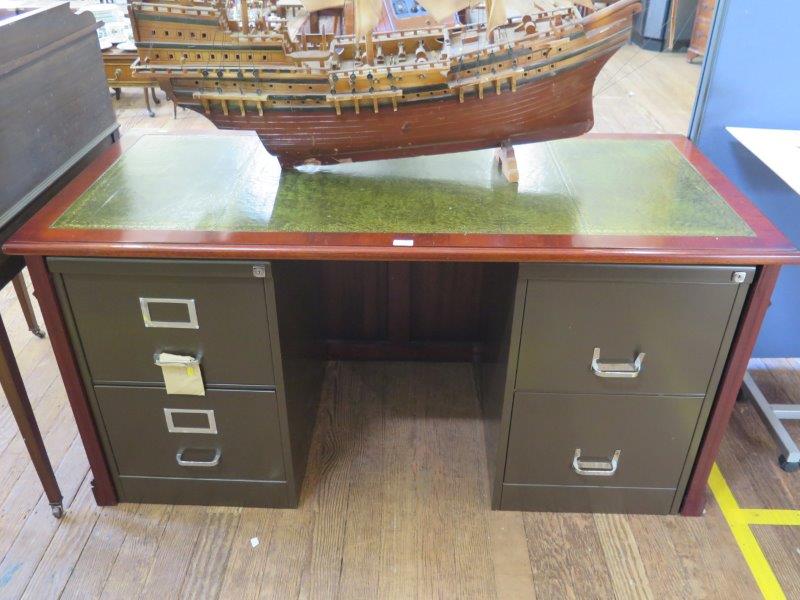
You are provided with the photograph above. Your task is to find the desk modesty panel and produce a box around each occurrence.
[6,132,799,516]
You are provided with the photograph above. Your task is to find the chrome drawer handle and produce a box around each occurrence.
[176,448,221,468]
[155,355,201,369]
[140,298,199,329]
[591,347,645,378]
[572,448,621,476]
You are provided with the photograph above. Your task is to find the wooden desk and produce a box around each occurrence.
[5,132,798,515]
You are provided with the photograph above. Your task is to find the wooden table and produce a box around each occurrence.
[102,46,161,117]
[727,127,800,195]
[5,132,799,515]
[728,126,800,471]
[1,2,119,518]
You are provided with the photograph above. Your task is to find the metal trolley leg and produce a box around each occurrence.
[740,372,800,472]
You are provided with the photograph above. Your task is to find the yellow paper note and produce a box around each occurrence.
[155,352,205,396]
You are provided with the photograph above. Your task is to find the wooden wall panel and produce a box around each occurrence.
[316,262,486,359]
[319,262,388,340]
[410,263,484,342]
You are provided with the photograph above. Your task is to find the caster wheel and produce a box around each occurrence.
[50,504,64,519]
[31,327,46,339]
[778,455,800,473]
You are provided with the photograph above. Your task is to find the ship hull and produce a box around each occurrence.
[202,50,616,166]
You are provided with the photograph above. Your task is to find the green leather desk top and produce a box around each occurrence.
[50,134,753,238]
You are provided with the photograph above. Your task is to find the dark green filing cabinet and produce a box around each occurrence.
[481,263,755,514]
[49,258,324,508]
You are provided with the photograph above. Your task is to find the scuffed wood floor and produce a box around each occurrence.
[2,47,798,599]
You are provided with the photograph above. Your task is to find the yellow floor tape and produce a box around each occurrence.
[740,509,800,527]
[708,463,800,600]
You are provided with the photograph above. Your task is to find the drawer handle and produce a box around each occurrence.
[176,448,221,468]
[164,408,217,434]
[140,298,199,329]
[572,448,621,477]
[591,347,645,379]
[155,355,201,369]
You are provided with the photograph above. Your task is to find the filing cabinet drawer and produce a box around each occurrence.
[516,265,751,395]
[95,386,286,482]
[50,258,275,386]
[504,392,703,489]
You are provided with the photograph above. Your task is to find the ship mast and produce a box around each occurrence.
[240,0,250,32]
[365,31,375,64]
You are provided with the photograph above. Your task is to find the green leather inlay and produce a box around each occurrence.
[51,134,754,237]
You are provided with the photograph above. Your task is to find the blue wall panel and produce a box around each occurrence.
[690,0,800,357]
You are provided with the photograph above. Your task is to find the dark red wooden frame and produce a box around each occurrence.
[5,133,798,513]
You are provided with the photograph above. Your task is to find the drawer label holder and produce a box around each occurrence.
[140,298,199,329]
[164,408,217,434]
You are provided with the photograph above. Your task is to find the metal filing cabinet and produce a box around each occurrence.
[49,258,322,507]
[491,264,754,514]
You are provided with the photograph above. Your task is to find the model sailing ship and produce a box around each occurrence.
[128,0,641,166]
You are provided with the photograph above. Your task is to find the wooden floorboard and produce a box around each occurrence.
[179,507,242,599]
[626,515,693,598]
[136,506,206,598]
[594,514,653,599]
[3,46,800,600]
[753,524,800,598]
[99,504,172,600]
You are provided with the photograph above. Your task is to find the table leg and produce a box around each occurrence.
[681,264,780,515]
[150,87,161,105]
[26,256,117,506]
[144,87,155,118]
[12,273,45,338]
[0,312,63,518]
